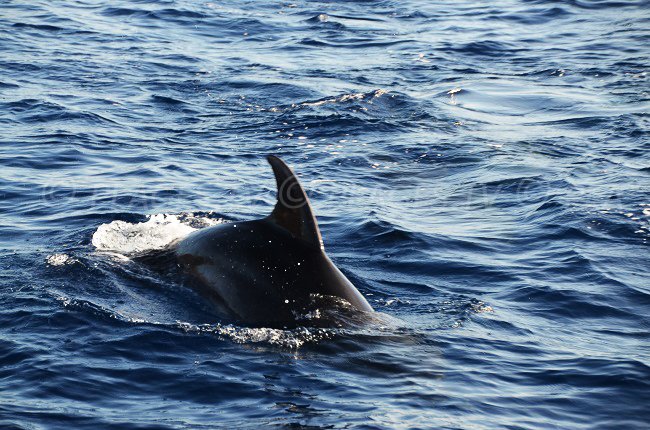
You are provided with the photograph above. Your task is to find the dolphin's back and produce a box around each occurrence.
[174,155,373,327]
[176,219,371,326]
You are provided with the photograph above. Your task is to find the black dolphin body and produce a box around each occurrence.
[174,156,373,327]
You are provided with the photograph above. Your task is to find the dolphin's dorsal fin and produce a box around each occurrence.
[266,155,324,250]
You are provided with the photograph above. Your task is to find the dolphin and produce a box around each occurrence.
[174,155,373,327]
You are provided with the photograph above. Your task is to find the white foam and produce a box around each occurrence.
[46,253,78,266]
[92,213,224,256]
[177,322,333,348]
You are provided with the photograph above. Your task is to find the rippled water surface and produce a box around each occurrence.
[1,0,649,428]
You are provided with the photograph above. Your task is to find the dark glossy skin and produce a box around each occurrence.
[175,219,373,327]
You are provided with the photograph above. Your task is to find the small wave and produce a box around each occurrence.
[12,22,64,32]
[523,0,646,10]
[305,14,333,24]
[150,95,188,106]
[289,89,432,125]
[299,37,410,49]
[448,40,523,58]
[597,204,650,242]
[304,13,347,30]
[101,7,207,20]
[92,213,224,256]
[0,81,20,89]
[298,89,388,108]
[490,7,573,25]
[4,98,119,126]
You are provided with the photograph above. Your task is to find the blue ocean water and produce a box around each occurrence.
[1,0,649,428]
